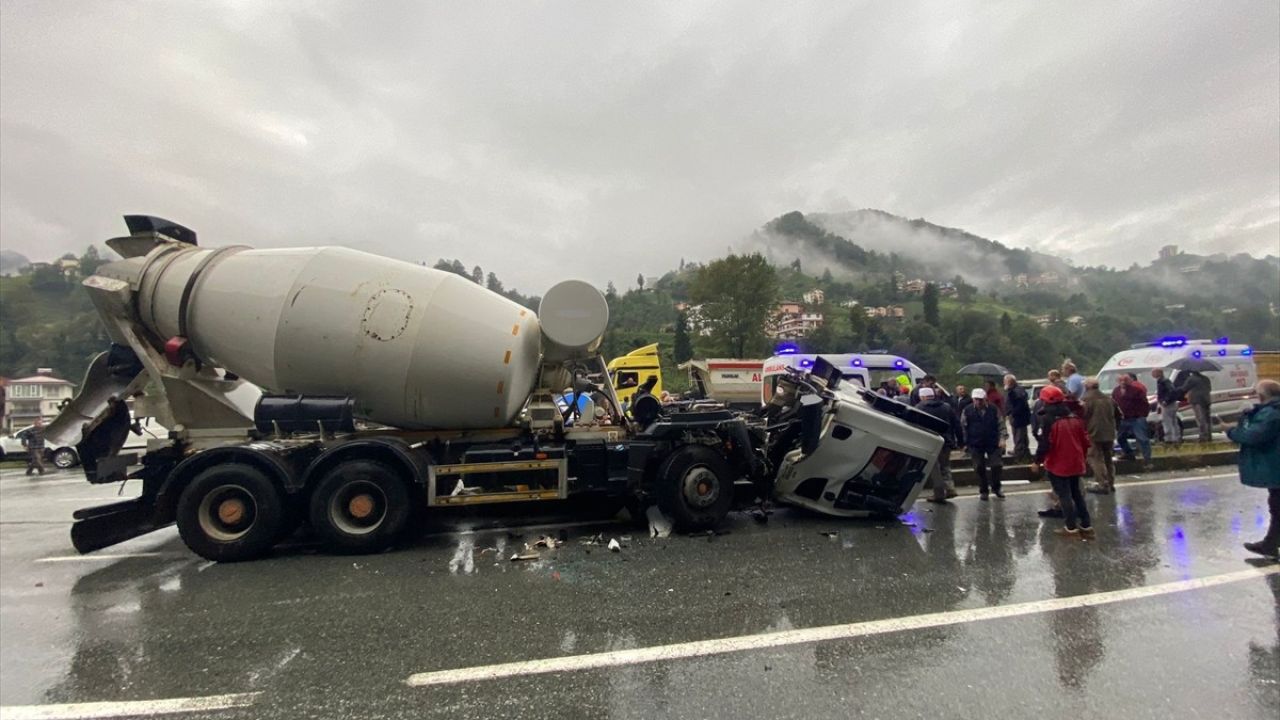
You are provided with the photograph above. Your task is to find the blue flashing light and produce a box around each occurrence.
[775,343,799,355]
[1158,336,1187,347]
[1217,349,1227,357]
[799,359,814,368]
[893,359,906,369]
[1242,347,1253,356]
[850,358,863,367]
[1216,337,1229,344]
[1191,349,1202,359]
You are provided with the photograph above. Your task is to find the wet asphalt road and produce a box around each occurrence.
[0,466,1277,720]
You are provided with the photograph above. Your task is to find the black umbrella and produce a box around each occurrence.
[957,362,1010,377]
[1166,356,1223,373]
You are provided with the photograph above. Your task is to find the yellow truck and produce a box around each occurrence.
[606,344,663,404]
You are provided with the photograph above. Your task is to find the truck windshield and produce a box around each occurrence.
[1097,368,1160,394]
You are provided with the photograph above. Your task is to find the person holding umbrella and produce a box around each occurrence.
[1180,369,1214,443]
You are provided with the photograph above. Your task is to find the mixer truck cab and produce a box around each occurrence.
[606,344,663,405]
[1097,337,1258,431]
[760,352,928,404]
[49,216,945,562]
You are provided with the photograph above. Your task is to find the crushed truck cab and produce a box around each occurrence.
[50,217,944,562]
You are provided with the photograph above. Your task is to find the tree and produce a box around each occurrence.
[605,281,617,299]
[486,272,504,294]
[922,283,940,327]
[80,245,105,276]
[470,265,484,284]
[847,305,869,348]
[954,275,977,305]
[673,310,694,363]
[637,273,645,291]
[790,257,802,273]
[1000,312,1013,336]
[821,268,833,283]
[689,254,778,357]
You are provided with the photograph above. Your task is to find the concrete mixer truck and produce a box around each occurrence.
[49,216,945,562]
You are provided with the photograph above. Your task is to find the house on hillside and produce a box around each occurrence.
[56,257,81,277]
[2,369,75,432]
[801,288,825,305]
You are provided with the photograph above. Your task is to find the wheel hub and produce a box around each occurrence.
[348,493,375,519]
[681,466,720,509]
[217,498,246,525]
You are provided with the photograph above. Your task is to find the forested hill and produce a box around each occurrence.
[2,212,1277,391]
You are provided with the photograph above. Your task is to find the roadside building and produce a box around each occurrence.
[2,369,75,432]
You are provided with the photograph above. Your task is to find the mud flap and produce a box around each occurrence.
[71,498,170,554]
[45,345,145,481]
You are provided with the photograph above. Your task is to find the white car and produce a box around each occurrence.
[0,418,168,469]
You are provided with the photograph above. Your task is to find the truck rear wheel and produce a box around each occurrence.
[656,445,734,532]
[176,464,284,562]
[308,459,411,554]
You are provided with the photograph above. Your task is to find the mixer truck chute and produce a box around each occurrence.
[50,217,943,562]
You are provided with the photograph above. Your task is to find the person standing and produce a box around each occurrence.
[1112,374,1153,468]
[1063,361,1085,400]
[1180,370,1213,443]
[22,417,47,476]
[1152,368,1182,445]
[917,387,961,503]
[1004,374,1031,461]
[984,380,1005,418]
[1033,386,1093,538]
[963,388,1006,500]
[954,384,972,453]
[1082,377,1122,494]
[1228,380,1280,558]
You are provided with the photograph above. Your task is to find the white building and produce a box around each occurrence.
[2,369,75,432]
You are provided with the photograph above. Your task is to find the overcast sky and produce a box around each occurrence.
[2,1,1277,293]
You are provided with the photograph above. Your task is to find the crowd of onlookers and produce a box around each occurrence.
[903,361,1280,558]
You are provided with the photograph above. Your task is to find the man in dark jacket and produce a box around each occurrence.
[1034,386,1093,537]
[22,417,47,476]
[1004,374,1031,461]
[1227,380,1280,558]
[954,384,972,451]
[917,387,961,503]
[1179,370,1213,442]
[963,388,1006,499]
[1082,378,1122,494]
[1152,368,1181,445]
[1112,374,1152,467]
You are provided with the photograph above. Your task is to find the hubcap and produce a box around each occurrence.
[329,480,388,536]
[197,484,258,542]
[681,466,720,509]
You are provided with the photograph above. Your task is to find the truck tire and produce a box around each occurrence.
[656,445,734,532]
[176,464,284,562]
[308,459,411,554]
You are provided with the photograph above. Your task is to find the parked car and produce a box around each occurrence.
[0,417,167,469]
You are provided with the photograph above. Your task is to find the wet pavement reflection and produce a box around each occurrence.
[0,468,1276,719]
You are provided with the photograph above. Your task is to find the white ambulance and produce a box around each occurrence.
[1096,338,1258,432]
[761,352,929,404]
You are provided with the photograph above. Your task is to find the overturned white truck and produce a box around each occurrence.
[49,217,945,561]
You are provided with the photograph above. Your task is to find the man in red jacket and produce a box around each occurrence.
[1033,386,1094,538]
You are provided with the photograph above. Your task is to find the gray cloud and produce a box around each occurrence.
[2,1,1277,294]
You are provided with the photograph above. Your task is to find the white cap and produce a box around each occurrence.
[918,387,935,398]
[971,388,987,400]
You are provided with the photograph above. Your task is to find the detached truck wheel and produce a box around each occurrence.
[176,464,284,562]
[308,459,411,554]
[657,445,735,532]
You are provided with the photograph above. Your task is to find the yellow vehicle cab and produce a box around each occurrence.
[607,344,663,404]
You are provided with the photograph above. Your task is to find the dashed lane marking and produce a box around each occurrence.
[404,565,1279,687]
[0,691,261,719]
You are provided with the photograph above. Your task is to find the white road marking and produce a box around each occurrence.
[941,472,1236,501]
[34,553,165,564]
[405,565,1279,687]
[0,692,260,720]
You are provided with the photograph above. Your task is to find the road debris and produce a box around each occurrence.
[647,505,674,538]
[510,552,540,562]
[608,538,621,552]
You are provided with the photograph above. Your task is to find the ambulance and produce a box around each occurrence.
[1096,337,1258,432]
[761,350,929,404]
